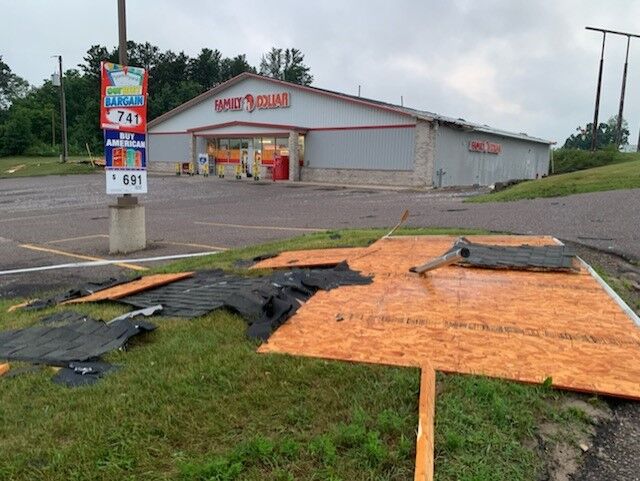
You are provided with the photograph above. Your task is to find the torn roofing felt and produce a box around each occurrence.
[118,262,373,340]
[449,238,578,272]
[0,318,155,365]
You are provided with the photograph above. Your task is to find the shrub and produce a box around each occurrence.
[552,148,634,174]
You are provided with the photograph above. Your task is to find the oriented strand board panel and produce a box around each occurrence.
[259,235,640,399]
[63,273,194,304]
[415,364,435,481]
[252,247,367,269]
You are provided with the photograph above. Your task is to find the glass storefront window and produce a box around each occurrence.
[276,137,289,156]
[262,138,275,165]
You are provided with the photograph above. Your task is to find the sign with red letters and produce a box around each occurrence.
[214,92,290,113]
[469,140,502,154]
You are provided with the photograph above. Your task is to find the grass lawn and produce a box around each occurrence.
[468,159,640,203]
[0,229,591,481]
[0,156,99,179]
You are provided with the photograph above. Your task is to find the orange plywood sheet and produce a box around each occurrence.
[415,364,435,481]
[252,247,368,269]
[63,272,194,304]
[259,235,640,399]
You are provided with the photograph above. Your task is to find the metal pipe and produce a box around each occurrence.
[586,26,640,39]
[410,247,471,275]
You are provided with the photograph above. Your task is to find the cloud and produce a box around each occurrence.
[3,0,640,144]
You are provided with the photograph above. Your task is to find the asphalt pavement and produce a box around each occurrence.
[1,172,639,297]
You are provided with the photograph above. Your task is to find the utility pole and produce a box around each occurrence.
[54,55,69,162]
[586,26,640,151]
[616,36,631,147]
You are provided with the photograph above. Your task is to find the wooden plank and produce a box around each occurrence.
[251,247,366,270]
[415,363,435,481]
[63,272,194,304]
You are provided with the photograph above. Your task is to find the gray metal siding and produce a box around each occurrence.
[149,77,413,133]
[305,128,415,171]
[434,126,550,187]
[147,133,191,162]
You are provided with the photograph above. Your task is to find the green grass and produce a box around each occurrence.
[0,156,99,179]
[469,159,640,203]
[0,228,590,481]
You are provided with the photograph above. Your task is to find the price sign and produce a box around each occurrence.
[100,62,148,134]
[106,169,148,194]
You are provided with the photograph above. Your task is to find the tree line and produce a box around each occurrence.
[0,44,312,157]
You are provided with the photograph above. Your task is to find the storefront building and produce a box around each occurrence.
[147,73,552,187]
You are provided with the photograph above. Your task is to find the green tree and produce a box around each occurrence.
[0,107,32,155]
[259,48,313,85]
[220,54,256,82]
[0,55,30,110]
[188,48,222,89]
[564,115,629,149]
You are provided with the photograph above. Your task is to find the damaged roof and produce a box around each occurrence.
[148,72,554,145]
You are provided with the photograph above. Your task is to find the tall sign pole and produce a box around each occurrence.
[104,0,148,253]
[118,0,127,65]
[589,30,606,151]
[616,36,631,147]
[586,26,640,150]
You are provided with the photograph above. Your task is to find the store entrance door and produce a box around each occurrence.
[241,138,251,177]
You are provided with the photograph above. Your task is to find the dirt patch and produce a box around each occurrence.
[535,396,612,481]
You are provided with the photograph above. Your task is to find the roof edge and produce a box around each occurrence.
[148,72,416,129]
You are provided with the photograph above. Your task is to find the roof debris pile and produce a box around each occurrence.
[118,263,372,340]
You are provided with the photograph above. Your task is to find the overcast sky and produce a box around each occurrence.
[2,0,640,144]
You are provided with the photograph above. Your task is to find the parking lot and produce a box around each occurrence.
[1,172,639,298]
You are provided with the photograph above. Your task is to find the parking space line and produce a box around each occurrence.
[0,213,69,223]
[19,243,148,271]
[194,221,325,232]
[157,240,229,251]
[46,234,109,244]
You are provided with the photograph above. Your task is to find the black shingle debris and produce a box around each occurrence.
[52,361,119,387]
[119,262,372,340]
[449,238,578,272]
[0,318,155,365]
[39,311,98,326]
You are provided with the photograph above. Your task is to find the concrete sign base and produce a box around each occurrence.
[109,203,146,254]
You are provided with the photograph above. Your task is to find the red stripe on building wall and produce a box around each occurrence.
[193,132,291,138]
[149,131,189,135]
[306,124,416,132]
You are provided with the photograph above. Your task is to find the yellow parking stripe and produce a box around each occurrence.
[19,243,148,271]
[157,240,229,251]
